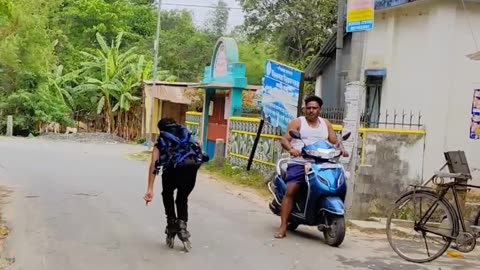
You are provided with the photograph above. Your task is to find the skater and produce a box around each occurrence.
[144,117,209,251]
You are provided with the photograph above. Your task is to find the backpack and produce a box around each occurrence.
[154,123,209,174]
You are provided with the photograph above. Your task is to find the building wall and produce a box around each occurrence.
[319,34,353,108]
[446,3,480,181]
[144,93,162,135]
[351,132,426,219]
[363,0,480,182]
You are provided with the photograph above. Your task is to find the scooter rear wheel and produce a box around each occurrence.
[323,215,346,247]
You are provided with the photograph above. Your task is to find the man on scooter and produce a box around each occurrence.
[274,95,348,239]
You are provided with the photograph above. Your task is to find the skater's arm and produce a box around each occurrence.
[147,147,160,193]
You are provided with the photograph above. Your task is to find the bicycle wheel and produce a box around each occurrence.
[386,190,459,263]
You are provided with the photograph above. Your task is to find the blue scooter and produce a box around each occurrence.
[267,130,351,247]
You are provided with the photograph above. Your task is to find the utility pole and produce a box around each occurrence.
[334,0,346,100]
[148,0,162,150]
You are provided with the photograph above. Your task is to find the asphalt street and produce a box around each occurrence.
[0,137,478,270]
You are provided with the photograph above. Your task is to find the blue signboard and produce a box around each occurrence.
[261,60,303,133]
[374,0,412,10]
[347,21,374,32]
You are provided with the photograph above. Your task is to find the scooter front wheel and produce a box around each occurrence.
[323,215,346,247]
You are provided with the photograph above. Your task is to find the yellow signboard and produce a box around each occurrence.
[347,0,375,32]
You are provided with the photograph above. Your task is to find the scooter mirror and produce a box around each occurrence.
[289,130,302,139]
[342,132,351,141]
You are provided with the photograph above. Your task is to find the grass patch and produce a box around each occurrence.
[126,151,152,161]
[201,161,271,198]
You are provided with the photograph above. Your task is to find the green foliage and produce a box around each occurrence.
[202,161,269,197]
[238,0,337,68]
[238,42,276,85]
[0,87,73,136]
[0,0,59,92]
[158,10,215,81]
[0,0,292,138]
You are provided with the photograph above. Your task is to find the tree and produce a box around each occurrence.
[0,0,73,135]
[51,0,157,71]
[238,42,275,85]
[205,0,230,39]
[0,0,60,92]
[158,10,215,81]
[1,0,244,138]
[75,32,140,133]
[237,0,337,68]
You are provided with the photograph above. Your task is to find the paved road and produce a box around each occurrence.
[0,137,478,270]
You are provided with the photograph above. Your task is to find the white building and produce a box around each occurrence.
[305,0,480,182]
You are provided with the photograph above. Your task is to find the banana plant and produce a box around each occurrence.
[47,64,79,108]
[75,32,138,133]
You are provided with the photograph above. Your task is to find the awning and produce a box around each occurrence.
[365,69,387,77]
[144,84,191,105]
[304,32,351,81]
[188,82,233,89]
[187,83,261,91]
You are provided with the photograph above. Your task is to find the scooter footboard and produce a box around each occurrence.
[273,176,287,195]
[319,196,345,215]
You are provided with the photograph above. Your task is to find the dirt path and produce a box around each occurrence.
[0,185,13,269]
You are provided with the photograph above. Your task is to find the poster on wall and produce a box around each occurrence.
[261,60,304,133]
[470,89,480,140]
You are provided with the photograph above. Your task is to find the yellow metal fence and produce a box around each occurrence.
[186,112,426,169]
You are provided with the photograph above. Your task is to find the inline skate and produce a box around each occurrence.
[176,219,192,252]
[165,217,177,249]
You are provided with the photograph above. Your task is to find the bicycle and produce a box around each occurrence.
[386,160,479,263]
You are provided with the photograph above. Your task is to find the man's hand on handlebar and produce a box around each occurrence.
[338,141,349,157]
[289,148,302,157]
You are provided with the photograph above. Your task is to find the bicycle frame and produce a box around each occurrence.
[413,181,480,241]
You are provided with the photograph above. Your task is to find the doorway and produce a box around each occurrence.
[365,76,383,127]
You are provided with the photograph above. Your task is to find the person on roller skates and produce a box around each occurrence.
[144,117,209,251]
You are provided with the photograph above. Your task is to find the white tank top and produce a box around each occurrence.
[289,116,329,164]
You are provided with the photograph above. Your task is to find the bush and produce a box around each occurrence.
[0,87,73,136]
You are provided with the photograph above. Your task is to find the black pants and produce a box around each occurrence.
[161,165,198,222]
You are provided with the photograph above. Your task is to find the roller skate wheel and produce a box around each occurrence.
[183,240,192,252]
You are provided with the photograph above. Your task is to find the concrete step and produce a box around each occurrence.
[349,218,480,236]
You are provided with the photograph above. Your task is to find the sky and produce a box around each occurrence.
[162,0,245,32]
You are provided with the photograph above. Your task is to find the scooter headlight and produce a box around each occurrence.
[316,175,330,187]
[337,174,345,187]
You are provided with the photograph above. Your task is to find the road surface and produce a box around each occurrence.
[0,137,478,270]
